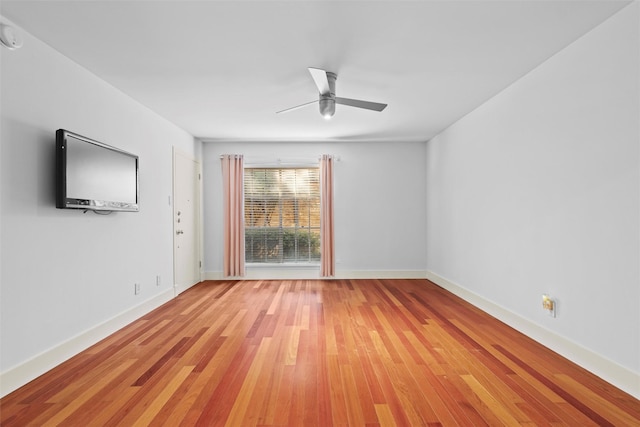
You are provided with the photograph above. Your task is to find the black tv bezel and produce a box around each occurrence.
[56,129,140,212]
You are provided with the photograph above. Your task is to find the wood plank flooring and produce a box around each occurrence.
[2,279,639,426]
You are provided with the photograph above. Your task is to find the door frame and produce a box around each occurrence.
[172,147,202,297]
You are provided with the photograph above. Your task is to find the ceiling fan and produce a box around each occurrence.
[277,67,387,119]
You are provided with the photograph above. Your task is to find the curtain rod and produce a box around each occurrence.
[219,155,341,162]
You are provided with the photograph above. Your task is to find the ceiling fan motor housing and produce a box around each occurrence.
[319,72,337,118]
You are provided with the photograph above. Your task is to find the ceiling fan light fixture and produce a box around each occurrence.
[319,97,335,119]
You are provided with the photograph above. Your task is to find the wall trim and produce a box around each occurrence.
[425,270,640,399]
[174,280,201,296]
[203,269,428,281]
[0,288,175,398]
[336,270,428,279]
[4,273,636,399]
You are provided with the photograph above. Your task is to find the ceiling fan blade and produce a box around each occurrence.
[335,97,387,112]
[308,67,331,96]
[276,99,318,114]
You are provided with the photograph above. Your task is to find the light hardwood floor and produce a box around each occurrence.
[1,279,639,426]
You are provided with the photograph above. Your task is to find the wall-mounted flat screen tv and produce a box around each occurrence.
[56,129,139,212]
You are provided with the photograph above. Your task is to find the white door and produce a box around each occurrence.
[173,148,201,295]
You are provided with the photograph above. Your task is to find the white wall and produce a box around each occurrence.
[0,18,197,396]
[202,140,427,279]
[426,3,639,397]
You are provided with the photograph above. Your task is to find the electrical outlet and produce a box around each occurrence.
[134,283,141,295]
[156,275,161,286]
[542,294,556,317]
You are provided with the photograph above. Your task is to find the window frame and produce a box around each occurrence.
[243,164,321,267]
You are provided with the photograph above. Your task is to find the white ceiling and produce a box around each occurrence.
[1,0,630,143]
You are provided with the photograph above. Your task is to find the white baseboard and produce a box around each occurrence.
[0,288,175,398]
[338,270,428,279]
[425,270,640,399]
[9,272,633,399]
[174,281,200,296]
[203,269,428,281]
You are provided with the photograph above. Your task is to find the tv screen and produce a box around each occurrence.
[56,129,139,212]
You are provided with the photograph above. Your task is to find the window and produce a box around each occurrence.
[244,168,320,264]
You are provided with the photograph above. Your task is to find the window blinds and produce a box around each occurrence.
[244,168,321,263]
